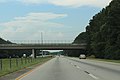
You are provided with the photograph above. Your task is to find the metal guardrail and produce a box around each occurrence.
[11,40,73,44]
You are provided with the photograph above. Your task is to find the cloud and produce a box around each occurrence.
[16,0,47,4]
[51,0,112,8]
[17,0,112,8]
[14,13,67,21]
[0,0,112,8]
[0,12,68,41]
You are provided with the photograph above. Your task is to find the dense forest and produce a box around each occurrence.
[64,0,120,60]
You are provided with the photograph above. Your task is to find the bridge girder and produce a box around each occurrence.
[0,44,86,50]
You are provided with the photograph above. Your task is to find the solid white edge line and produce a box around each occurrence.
[88,74,99,80]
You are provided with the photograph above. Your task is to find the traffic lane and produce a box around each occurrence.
[19,57,95,80]
[69,58,120,73]
[67,57,120,80]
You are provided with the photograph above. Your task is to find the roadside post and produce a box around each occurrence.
[9,56,12,69]
[16,56,19,67]
[0,59,2,70]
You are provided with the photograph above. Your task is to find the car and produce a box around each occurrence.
[79,54,86,59]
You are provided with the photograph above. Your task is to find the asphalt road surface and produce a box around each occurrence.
[17,56,120,80]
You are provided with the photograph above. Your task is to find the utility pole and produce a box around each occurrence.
[41,32,44,57]
[41,32,43,44]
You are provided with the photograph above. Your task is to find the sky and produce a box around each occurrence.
[0,0,112,43]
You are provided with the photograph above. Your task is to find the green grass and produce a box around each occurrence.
[0,57,53,77]
[87,55,120,63]
[88,58,120,63]
[95,59,120,63]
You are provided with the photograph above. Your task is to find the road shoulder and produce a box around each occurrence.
[0,57,53,80]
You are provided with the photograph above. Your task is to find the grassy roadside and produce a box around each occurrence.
[0,57,53,77]
[87,57,120,63]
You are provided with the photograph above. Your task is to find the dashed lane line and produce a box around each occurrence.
[88,74,99,80]
[76,66,80,69]
[84,71,99,80]
[69,62,99,80]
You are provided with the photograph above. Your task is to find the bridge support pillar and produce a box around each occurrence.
[32,49,35,58]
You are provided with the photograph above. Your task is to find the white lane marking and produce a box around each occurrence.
[71,63,73,65]
[69,62,80,69]
[68,60,99,80]
[76,66,80,69]
[88,74,99,80]
[69,62,74,66]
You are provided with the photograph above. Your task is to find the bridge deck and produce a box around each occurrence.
[0,43,86,50]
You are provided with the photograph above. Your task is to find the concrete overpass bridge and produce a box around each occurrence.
[0,43,86,50]
[0,41,86,58]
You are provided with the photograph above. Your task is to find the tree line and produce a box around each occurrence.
[64,0,120,60]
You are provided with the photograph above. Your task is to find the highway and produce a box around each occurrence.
[17,56,120,80]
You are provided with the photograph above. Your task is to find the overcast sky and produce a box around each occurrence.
[0,0,112,43]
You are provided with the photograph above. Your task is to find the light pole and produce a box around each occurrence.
[41,32,44,57]
[41,32,43,44]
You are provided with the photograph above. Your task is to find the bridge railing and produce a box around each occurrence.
[10,40,73,44]
[0,43,86,47]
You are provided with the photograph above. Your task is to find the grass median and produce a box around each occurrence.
[0,57,53,77]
